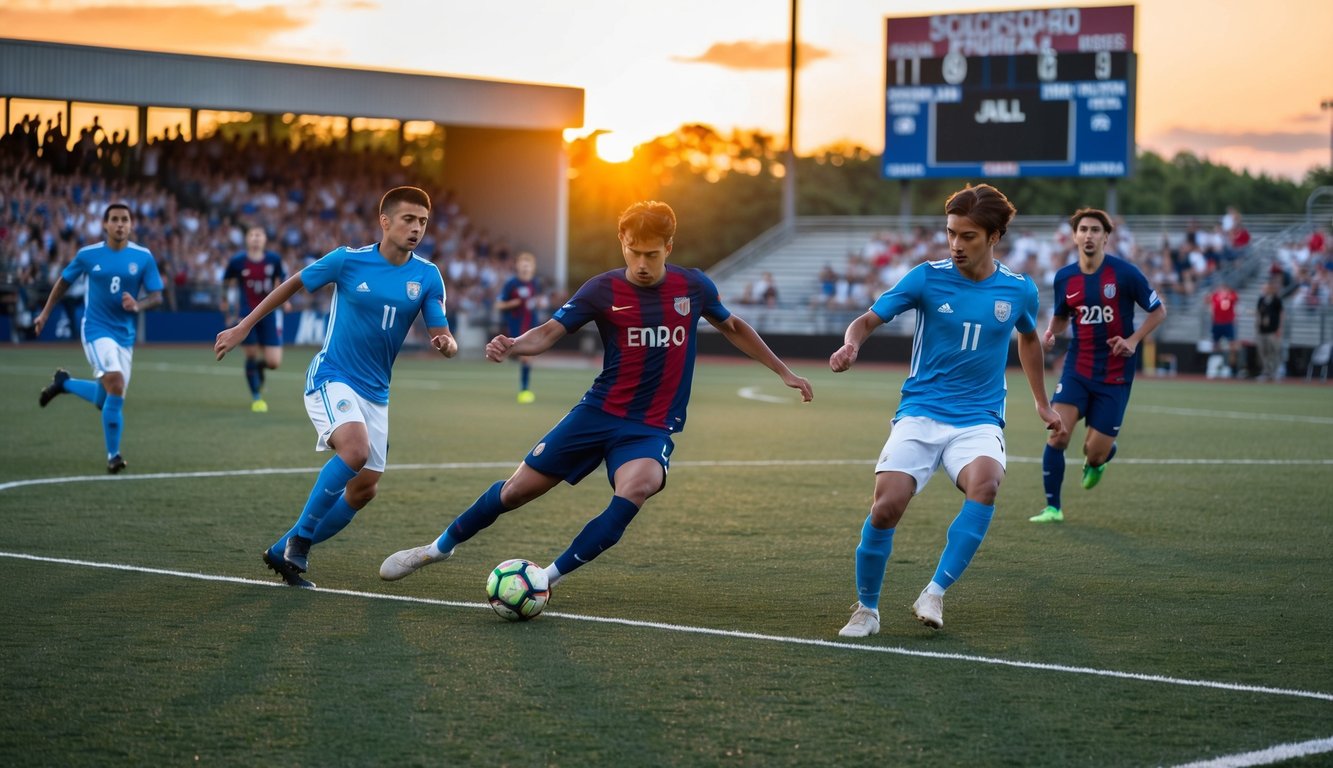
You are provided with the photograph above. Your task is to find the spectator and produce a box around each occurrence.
[1254,278,1284,381]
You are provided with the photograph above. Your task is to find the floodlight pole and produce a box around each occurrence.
[783,0,798,229]
[1323,99,1333,170]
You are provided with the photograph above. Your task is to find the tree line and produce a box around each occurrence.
[566,124,1332,286]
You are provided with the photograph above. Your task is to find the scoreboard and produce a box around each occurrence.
[883,5,1136,179]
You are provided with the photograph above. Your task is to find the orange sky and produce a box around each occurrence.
[3,0,1330,179]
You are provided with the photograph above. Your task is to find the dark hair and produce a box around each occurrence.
[944,184,1016,239]
[1069,207,1114,234]
[103,203,132,222]
[618,201,677,245]
[379,186,432,216]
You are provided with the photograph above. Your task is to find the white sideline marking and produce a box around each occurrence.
[1168,736,1333,767]
[3,455,1332,494]
[2,549,1332,708]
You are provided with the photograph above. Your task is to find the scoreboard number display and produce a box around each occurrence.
[884,5,1136,179]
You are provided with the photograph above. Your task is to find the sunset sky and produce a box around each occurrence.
[3,0,1330,179]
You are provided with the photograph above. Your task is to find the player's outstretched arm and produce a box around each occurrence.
[829,311,884,373]
[33,277,71,336]
[708,315,813,401]
[1017,330,1067,440]
[1109,303,1167,358]
[486,319,567,362]
[1043,315,1071,352]
[215,273,305,361]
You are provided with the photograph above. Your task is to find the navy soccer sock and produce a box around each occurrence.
[520,363,531,391]
[552,496,640,575]
[854,514,895,611]
[245,358,262,398]
[436,480,508,552]
[1043,444,1066,509]
[930,500,995,591]
[101,395,124,458]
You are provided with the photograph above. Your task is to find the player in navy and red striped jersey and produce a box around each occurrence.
[380,200,813,590]
[1030,208,1166,524]
[221,226,288,412]
[495,251,541,403]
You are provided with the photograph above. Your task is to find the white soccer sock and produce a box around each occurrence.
[543,563,563,587]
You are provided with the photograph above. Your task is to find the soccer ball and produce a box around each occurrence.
[485,558,550,621]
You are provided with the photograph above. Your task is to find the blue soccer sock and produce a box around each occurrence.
[101,395,124,458]
[291,456,358,540]
[245,358,262,398]
[64,377,102,406]
[553,496,640,575]
[436,480,509,552]
[854,514,896,611]
[1043,444,1066,509]
[311,497,359,544]
[520,363,531,391]
[930,500,995,592]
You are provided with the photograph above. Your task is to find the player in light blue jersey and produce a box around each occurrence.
[34,203,164,474]
[829,184,1065,636]
[215,187,458,588]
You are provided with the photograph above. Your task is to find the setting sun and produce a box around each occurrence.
[594,131,636,164]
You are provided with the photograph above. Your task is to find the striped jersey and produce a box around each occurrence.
[224,251,286,312]
[61,240,163,347]
[300,244,448,404]
[870,258,1039,428]
[499,276,539,333]
[552,264,730,432]
[1052,254,1161,385]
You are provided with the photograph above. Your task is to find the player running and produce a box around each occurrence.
[833,184,1065,636]
[215,186,458,588]
[34,203,164,474]
[495,251,542,403]
[379,200,812,591]
[1029,208,1165,524]
[220,225,288,412]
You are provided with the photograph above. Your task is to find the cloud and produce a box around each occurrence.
[673,40,832,70]
[1150,126,1328,155]
[0,4,309,54]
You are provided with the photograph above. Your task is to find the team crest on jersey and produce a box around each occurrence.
[406,281,421,300]
[993,301,1012,322]
[128,262,139,275]
[1103,284,1117,299]
[674,297,691,316]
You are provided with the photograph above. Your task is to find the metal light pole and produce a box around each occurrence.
[1323,99,1333,170]
[782,0,798,228]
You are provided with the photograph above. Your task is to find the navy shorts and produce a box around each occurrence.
[1053,374,1131,438]
[524,404,674,489]
[1211,323,1236,343]
[245,311,283,347]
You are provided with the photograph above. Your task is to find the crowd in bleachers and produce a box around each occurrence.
[1,114,534,325]
[1271,228,1333,311]
[758,206,1328,313]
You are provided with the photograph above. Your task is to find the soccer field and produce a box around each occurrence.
[2,345,1331,767]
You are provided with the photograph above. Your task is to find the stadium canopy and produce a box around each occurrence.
[0,37,584,288]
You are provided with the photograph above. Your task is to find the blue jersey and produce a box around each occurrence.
[61,240,163,347]
[1052,254,1161,386]
[552,264,730,433]
[301,244,449,404]
[224,251,286,312]
[870,259,1039,428]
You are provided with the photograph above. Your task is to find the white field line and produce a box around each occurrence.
[3,455,1332,495]
[2,549,1332,710]
[1167,735,1333,768]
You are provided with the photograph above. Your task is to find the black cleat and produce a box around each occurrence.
[39,368,70,407]
[283,535,312,572]
[262,550,316,588]
[107,454,128,474]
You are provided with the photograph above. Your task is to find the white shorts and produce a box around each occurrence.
[305,381,389,472]
[874,416,1007,494]
[83,337,133,389]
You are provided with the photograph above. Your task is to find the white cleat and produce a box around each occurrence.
[379,544,452,581]
[912,588,944,629]
[838,602,881,638]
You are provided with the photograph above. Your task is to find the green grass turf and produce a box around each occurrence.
[2,344,1331,766]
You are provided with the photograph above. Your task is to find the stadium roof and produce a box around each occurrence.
[0,37,584,131]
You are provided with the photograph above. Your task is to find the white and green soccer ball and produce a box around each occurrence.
[485,558,550,621]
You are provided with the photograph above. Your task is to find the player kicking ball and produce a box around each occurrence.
[379,200,812,593]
